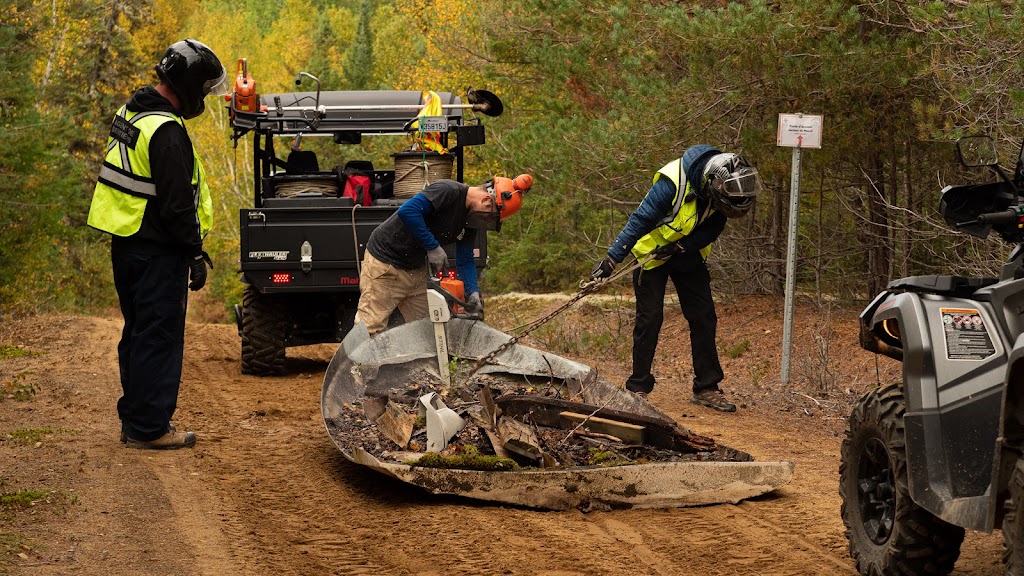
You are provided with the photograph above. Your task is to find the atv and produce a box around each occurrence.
[226,66,502,376]
[842,134,1024,574]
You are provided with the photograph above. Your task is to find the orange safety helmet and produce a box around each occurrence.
[489,173,533,223]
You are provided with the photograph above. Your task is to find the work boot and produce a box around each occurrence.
[121,422,175,444]
[691,388,737,413]
[126,427,194,450]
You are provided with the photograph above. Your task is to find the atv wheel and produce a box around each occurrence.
[840,383,964,575]
[240,286,287,376]
[1004,458,1024,575]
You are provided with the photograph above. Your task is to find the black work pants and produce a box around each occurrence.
[625,249,724,395]
[112,241,188,442]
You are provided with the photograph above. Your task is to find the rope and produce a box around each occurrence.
[274,178,339,198]
[393,152,453,197]
[351,204,362,276]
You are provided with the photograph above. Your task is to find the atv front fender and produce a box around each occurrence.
[863,290,1006,531]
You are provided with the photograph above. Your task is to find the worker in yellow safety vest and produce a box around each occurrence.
[590,145,762,412]
[87,39,228,449]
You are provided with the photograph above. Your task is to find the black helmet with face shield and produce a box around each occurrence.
[154,39,228,120]
[700,153,761,218]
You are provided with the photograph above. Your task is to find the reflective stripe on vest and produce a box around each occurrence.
[631,158,714,270]
[88,106,213,238]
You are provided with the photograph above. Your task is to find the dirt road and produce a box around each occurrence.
[0,300,1005,575]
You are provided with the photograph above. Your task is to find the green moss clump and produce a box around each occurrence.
[588,446,629,467]
[410,446,519,471]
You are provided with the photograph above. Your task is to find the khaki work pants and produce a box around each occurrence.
[356,252,429,335]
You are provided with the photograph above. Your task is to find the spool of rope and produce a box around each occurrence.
[392,151,454,198]
[274,178,339,198]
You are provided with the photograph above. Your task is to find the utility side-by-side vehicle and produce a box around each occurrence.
[227,70,503,375]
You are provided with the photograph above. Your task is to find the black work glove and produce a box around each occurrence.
[188,252,213,291]
[464,291,484,319]
[590,256,617,281]
[650,242,683,260]
[426,246,448,272]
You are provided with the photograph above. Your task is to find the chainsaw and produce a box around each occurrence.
[426,276,483,321]
[425,274,484,386]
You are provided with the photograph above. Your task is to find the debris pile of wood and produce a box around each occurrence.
[325,371,751,470]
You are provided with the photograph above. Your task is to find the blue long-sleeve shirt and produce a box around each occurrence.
[397,193,440,249]
[607,177,726,263]
[394,190,480,294]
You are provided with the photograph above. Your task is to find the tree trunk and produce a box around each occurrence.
[898,144,913,278]
[864,148,891,297]
[769,175,786,296]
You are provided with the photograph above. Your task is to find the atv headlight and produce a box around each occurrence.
[881,318,901,343]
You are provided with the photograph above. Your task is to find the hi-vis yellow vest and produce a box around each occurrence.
[88,106,212,238]
[631,158,715,270]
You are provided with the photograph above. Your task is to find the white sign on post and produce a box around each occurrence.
[777,112,824,384]
[778,114,823,149]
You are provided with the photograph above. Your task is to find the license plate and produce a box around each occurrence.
[417,116,448,133]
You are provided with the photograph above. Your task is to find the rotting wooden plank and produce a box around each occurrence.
[478,385,501,429]
[559,411,645,445]
[497,416,543,463]
[465,404,511,459]
[382,450,423,463]
[496,394,718,454]
[375,401,416,449]
[477,387,511,458]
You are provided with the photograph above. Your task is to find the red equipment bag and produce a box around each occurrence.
[338,161,374,205]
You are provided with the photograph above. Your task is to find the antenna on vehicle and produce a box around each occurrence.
[294,72,323,129]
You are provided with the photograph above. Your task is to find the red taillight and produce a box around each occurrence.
[271,273,291,284]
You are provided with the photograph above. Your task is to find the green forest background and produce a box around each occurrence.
[4,0,1024,321]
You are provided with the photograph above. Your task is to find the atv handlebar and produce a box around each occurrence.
[957,208,1024,228]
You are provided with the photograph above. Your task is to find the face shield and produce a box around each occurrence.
[719,166,762,200]
[707,161,760,218]
[183,68,229,119]
[466,209,500,231]
[466,179,504,232]
[203,68,230,97]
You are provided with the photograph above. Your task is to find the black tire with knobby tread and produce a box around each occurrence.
[1004,458,1024,575]
[839,383,965,575]
[240,286,287,376]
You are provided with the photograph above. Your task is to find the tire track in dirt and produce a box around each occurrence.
[579,504,857,576]
[5,312,1009,575]
[177,326,694,575]
[183,323,822,576]
[182,320,1005,576]
[182,340,393,575]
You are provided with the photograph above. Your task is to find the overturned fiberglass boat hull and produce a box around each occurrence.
[322,318,794,511]
[347,447,793,511]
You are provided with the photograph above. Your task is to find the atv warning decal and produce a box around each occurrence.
[940,308,996,360]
